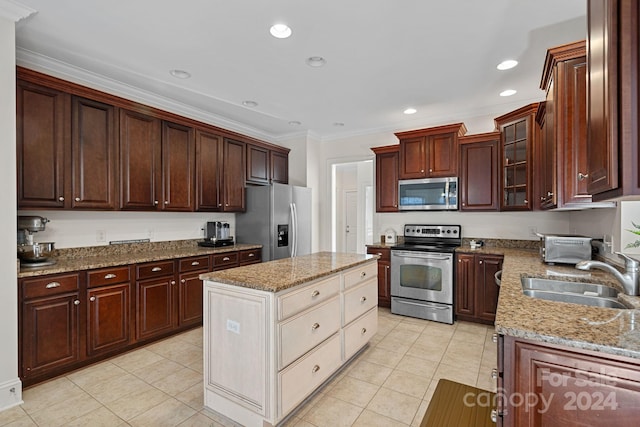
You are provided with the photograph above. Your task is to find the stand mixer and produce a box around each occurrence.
[17,216,56,267]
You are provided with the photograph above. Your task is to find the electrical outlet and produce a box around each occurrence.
[96,230,106,243]
[528,226,538,237]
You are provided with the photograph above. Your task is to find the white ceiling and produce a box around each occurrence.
[13,0,586,142]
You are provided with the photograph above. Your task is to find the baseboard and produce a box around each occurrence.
[0,378,23,412]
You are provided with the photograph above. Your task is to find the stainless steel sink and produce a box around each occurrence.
[521,277,626,309]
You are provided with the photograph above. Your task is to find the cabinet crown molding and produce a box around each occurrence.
[394,122,467,139]
[540,40,587,90]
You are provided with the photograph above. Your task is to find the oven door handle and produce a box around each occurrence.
[394,299,450,310]
[393,251,451,261]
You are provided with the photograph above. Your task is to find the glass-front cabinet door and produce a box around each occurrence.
[495,103,539,211]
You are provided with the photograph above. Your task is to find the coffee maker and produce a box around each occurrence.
[17,216,57,267]
[198,221,234,247]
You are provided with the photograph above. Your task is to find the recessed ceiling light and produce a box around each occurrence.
[270,24,292,39]
[403,108,417,115]
[242,100,258,107]
[500,89,517,97]
[306,56,327,67]
[288,120,302,126]
[497,60,518,70]
[333,122,345,127]
[169,69,191,79]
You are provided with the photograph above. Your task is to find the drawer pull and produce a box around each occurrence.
[491,368,499,380]
[104,273,117,279]
[360,271,366,278]
[492,333,498,343]
[223,257,230,261]
[377,252,382,256]
[248,253,255,257]
[90,296,96,302]
[312,365,320,373]
[151,267,162,272]
[45,282,61,289]
[311,323,320,331]
[360,296,367,303]
[361,327,367,335]
[191,261,200,266]
[311,290,320,297]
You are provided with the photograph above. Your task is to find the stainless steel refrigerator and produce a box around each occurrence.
[235,183,312,261]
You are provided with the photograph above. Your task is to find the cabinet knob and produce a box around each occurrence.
[578,172,589,181]
[75,197,80,202]
[311,322,320,331]
[74,300,80,306]
[524,199,528,204]
[462,203,465,206]
[58,196,65,202]
[492,333,498,343]
[360,271,366,278]
[479,260,483,264]
[361,327,367,335]
[171,280,176,285]
[420,169,424,173]
[491,368,499,379]
[225,203,229,207]
[90,296,96,302]
[164,200,169,205]
[218,203,222,207]
[385,265,389,270]
[376,252,382,256]
[429,168,433,173]
[360,296,367,303]
[311,290,320,297]
[154,200,159,205]
[181,279,186,284]
[547,192,553,197]
[312,365,320,373]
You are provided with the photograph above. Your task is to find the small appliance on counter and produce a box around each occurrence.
[537,233,592,264]
[198,221,235,247]
[17,216,57,268]
[384,228,397,245]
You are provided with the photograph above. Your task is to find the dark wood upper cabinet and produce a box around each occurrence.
[538,40,590,209]
[495,103,539,211]
[270,149,289,184]
[396,123,466,179]
[71,96,118,209]
[459,132,500,211]
[587,0,640,200]
[195,129,223,211]
[119,109,162,210]
[16,80,69,209]
[246,144,270,184]
[371,145,399,212]
[161,121,195,211]
[222,138,246,212]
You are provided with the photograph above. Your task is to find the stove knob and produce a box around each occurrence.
[447,230,451,234]
[453,230,458,234]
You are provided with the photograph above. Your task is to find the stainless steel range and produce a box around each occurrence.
[390,224,461,324]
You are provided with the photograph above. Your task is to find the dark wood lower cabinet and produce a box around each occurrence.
[366,246,391,307]
[19,249,262,387]
[500,335,640,426]
[455,252,503,324]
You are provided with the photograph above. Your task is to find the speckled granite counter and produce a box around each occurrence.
[457,245,640,359]
[18,240,262,278]
[200,251,377,292]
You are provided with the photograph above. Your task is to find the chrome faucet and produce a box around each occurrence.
[575,252,640,296]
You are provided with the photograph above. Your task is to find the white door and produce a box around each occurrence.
[344,191,358,253]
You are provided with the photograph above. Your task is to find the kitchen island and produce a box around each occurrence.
[200,252,378,427]
[471,245,640,426]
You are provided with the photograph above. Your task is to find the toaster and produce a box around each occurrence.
[538,233,593,264]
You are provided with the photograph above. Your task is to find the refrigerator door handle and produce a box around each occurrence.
[292,202,298,257]
[289,202,296,257]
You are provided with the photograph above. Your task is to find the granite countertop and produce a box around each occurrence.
[18,240,262,278]
[457,245,640,359]
[200,251,378,293]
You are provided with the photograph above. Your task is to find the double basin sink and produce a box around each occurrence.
[521,277,627,309]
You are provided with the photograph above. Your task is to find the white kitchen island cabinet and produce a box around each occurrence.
[200,252,378,427]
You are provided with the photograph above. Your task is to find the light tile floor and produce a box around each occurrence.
[0,308,497,427]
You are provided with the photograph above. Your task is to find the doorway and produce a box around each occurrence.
[331,160,373,254]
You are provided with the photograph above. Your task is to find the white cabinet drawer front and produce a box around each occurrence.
[279,333,341,417]
[343,262,377,290]
[277,275,340,321]
[279,296,341,369]
[343,279,378,326]
[343,307,378,360]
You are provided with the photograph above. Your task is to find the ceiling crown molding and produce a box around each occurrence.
[0,0,36,22]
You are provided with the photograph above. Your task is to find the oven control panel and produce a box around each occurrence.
[403,224,460,239]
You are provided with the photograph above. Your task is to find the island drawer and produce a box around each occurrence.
[179,256,210,272]
[278,296,341,369]
[342,278,378,326]
[343,262,377,290]
[22,273,80,299]
[136,260,175,280]
[277,275,341,321]
[88,266,130,288]
[279,333,341,417]
[212,252,239,270]
[343,307,378,360]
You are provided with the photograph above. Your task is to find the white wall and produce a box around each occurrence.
[0,13,21,411]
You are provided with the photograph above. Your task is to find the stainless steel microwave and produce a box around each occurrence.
[398,177,458,210]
